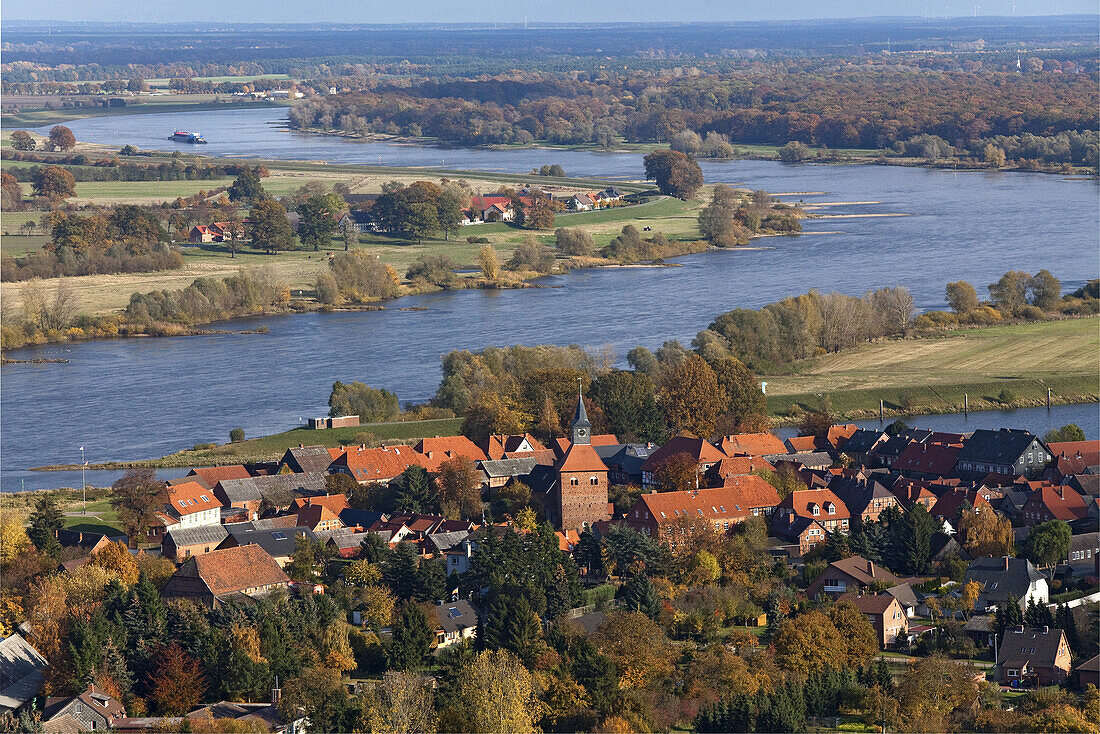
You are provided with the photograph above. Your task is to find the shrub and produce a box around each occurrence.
[963,305,1002,324]
[998,388,1016,403]
[912,310,958,330]
[466,235,490,244]
[229,428,245,443]
[192,442,216,451]
[1017,305,1045,320]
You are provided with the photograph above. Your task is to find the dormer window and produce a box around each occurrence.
[811,504,820,516]
[826,503,835,515]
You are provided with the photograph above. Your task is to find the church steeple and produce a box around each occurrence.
[572,380,591,446]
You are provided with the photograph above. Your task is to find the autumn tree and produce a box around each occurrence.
[988,270,1031,312]
[1044,423,1086,443]
[653,452,700,493]
[47,125,76,151]
[590,369,665,444]
[461,392,532,445]
[437,456,482,520]
[364,671,437,734]
[958,508,1014,558]
[149,643,206,715]
[110,468,163,544]
[91,542,139,585]
[945,280,979,314]
[478,244,500,282]
[1024,520,1072,577]
[277,667,348,733]
[248,199,294,254]
[358,584,396,633]
[10,130,35,151]
[643,149,703,199]
[827,602,879,666]
[31,166,77,199]
[227,168,266,202]
[773,611,844,674]
[591,611,674,688]
[329,380,399,422]
[896,655,978,732]
[458,650,541,733]
[0,521,31,571]
[697,184,749,246]
[296,194,342,251]
[658,354,725,438]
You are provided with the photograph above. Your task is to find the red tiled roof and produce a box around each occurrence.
[929,487,993,520]
[331,445,430,482]
[708,456,775,484]
[634,484,771,526]
[296,503,342,530]
[191,545,289,596]
[838,592,901,615]
[189,465,251,486]
[1046,441,1100,477]
[826,424,859,450]
[554,434,618,456]
[894,442,962,476]
[640,436,728,472]
[785,435,822,453]
[558,443,609,473]
[780,488,850,521]
[414,436,489,467]
[291,494,350,514]
[719,432,788,457]
[1024,485,1088,521]
[167,481,221,516]
[484,433,547,460]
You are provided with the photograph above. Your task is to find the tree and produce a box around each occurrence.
[458,650,539,734]
[988,270,1031,312]
[404,202,439,244]
[227,169,266,202]
[277,667,348,733]
[0,520,31,570]
[27,495,64,558]
[31,166,77,199]
[460,393,532,445]
[327,250,399,303]
[897,504,938,575]
[47,125,76,152]
[590,370,664,444]
[709,356,766,427]
[555,227,594,256]
[778,140,814,161]
[344,559,381,588]
[389,604,434,671]
[437,187,466,241]
[91,542,139,585]
[620,574,661,619]
[994,593,1024,638]
[983,143,1007,168]
[0,172,23,211]
[643,149,703,199]
[945,280,979,314]
[958,508,1015,559]
[653,453,700,493]
[1024,520,1072,577]
[697,184,747,247]
[297,195,339,251]
[477,244,500,282]
[406,254,456,287]
[328,380,400,422]
[1044,424,1086,443]
[896,656,978,733]
[389,465,437,515]
[773,611,843,674]
[111,468,162,544]
[828,603,879,666]
[248,199,294,254]
[658,354,726,438]
[10,130,35,151]
[359,584,396,632]
[521,196,556,229]
[149,643,206,715]
[1028,269,1062,310]
[591,611,674,687]
[437,456,482,520]
[364,671,437,734]
[127,76,147,93]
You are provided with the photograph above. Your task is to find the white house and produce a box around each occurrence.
[164,481,222,528]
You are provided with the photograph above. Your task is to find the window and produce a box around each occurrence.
[570,478,579,486]
[827,503,835,515]
[811,505,820,516]
[272,531,287,541]
[178,500,186,508]
[200,494,209,502]
[590,477,598,485]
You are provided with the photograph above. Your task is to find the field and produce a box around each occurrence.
[763,317,1100,420]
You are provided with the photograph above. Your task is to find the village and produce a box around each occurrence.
[3,388,1098,732]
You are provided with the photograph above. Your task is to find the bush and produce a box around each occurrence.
[555,227,594,256]
[998,388,1017,403]
[229,428,245,443]
[963,305,1003,324]
[466,235,490,244]
[1017,305,1044,320]
[912,310,958,330]
[192,442,216,451]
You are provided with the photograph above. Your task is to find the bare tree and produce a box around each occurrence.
[869,286,915,336]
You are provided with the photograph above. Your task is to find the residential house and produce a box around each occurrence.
[185,465,252,489]
[186,701,300,734]
[806,555,902,600]
[893,441,963,479]
[955,428,1051,479]
[640,435,728,489]
[868,429,930,468]
[414,436,488,470]
[1067,532,1099,574]
[1042,441,1100,482]
[775,488,851,533]
[433,600,478,648]
[188,225,216,243]
[277,445,339,474]
[785,424,858,454]
[771,515,829,555]
[886,583,921,618]
[930,487,993,525]
[1078,654,1100,689]
[218,522,318,567]
[624,477,780,541]
[338,210,379,233]
[705,456,775,486]
[162,524,230,563]
[594,444,654,487]
[482,433,547,460]
[329,444,430,484]
[161,545,290,607]
[164,481,222,528]
[43,684,125,732]
[569,193,597,211]
[327,532,375,558]
[0,633,48,716]
[839,594,909,647]
[718,432,788,458]
[765,452,834,471]
[479,457,539,490]
[997,626,1072,687]
[962,556,1048,613]
[295,502,344,533]
[839,429,889,465]
[1021,484,1088,524]
[829,476,900,523]
[208,221,244,241]
[214,472,330,519]
[599,186,626,201]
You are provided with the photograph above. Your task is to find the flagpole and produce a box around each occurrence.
[80,445,86,515]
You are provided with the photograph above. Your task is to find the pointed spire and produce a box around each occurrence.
[572,378,591,445]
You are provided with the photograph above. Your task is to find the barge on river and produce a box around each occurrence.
[170,130,207,144]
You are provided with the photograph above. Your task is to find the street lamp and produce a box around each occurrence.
[79,445,86,514]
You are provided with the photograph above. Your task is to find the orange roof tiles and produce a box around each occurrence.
[719,432,788,457]
[167,481,221,516]
[558,443,609,473]
[189,465,251,487]
[635,483,776,526]
[640,436,728,472]
[414,436,489,467]
[709,456,775,484]
[291,494,351,514]
[331,445,430,482]
[191,545,288,596]
[781,488,850,521]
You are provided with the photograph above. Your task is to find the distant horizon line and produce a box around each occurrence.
[3,13,1098,27]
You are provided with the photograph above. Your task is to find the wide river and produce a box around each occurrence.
[2,107,1098,491]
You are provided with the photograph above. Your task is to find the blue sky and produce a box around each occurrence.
[3,0,1096,23]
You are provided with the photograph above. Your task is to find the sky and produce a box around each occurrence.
[2,0,1097,23]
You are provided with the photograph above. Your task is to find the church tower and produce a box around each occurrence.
[572,382,591,446]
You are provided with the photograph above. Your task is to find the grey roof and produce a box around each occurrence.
[219,472,329,503]
[327,532,373,550]
[0,634,47,711]
[997,626,1066,668]
[573,610,606,636]
[843,429,887,455]
[222,522,317,557]
[281,446,335,474]
[1070,532,1099,552]
[572,392,591,430]
[434,600,478,634]
[830,476,897,515]
[596,444,652,477]
[765,451,833,468]
[964,615,994,633]
[958,428,1042,466]
[480,458,539,479]
[873,429,933,459]
[963,556,1044,608]
[165,524,229,548]
[886,583,920,609]
[426,530,469,554]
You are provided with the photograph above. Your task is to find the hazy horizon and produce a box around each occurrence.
[3,0,1097,24]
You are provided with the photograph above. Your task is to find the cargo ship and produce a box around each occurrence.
[170,130,207,144]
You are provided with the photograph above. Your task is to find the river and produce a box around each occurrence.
[2,107,1097,491]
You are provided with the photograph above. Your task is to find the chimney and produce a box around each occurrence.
[869,561,875,578]
[1043,626,1049,634]
[1004,556,1010,571]
[1016,625,1024,634]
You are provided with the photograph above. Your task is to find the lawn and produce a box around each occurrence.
[70,178,236,204]
[763,317,1100,420]
[73,416,467,468]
